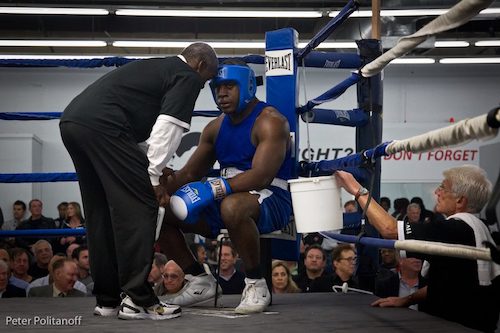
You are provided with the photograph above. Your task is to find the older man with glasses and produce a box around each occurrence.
[334,165,500,333]
[331,243,359,289]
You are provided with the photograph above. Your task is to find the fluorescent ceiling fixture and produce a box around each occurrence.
[434,41,469,47]
[475,40,500,47]
[390,58,435,64]
[113,41,266,48]
[0,40,107,47]
[298,42,357,49]
[0,7,109,15]
[115,9,322,18]
[439,57,500,64]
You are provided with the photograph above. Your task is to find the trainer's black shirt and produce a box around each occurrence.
[400,218,500,332]
[61,57,203,142]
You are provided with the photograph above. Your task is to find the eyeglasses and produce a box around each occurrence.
[436,182,455,194]
[339,256,357,263]
[162,273,180,280]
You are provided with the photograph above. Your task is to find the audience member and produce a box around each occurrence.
[2,200,26,231]
[0,259,26,298]
[149,252,167,287]
[189,243,212,274]
[410,197,434,223]
[343,200,358,213]
[335,165,500,332]
[72,245,93,288]
[271,260,301,293]
[10,247,32,283]
[28,240,54,279]
[293,244,332,292]
[379,248,398,271]
[54,201,68,228]
[405,203,422,224]
[217,241,245,295]
[330,243,359,289]
[66,243,80,259]
[155,260,186,296]
[28,258,85,297]
[28,254,87,295]
[15,199,56,250]
[391,198,409,221]
[1,248,28,291]
[375,255,427,310]
[57,202,86,253]
[380,197,391,212]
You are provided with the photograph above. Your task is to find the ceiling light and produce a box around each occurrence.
[298,42,358,49]
[115,9,322,18]
[434,41,469,47]
[0,7,109,15]
[0,54,152,60]
[0,40,107,47]
[439,58,500,64]
[390,58,435,64]
[113,41,266,49]
[475,40,500,47]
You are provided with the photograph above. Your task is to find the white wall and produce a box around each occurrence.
[0,63,499,219]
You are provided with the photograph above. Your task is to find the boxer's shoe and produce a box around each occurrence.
[234,278,270,314]
[160,273,221,307]
[118,296,181,320]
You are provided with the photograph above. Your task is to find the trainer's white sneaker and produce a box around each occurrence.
[234,278,270,314]
[94,305,119,317]
[118,296,181,320]
[159,273,221,307]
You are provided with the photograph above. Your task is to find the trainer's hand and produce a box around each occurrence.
[371,296,408,308]
[334,170,361,196]
[159,167,175,188]
[153,185,170,207]
[170,177,232,223]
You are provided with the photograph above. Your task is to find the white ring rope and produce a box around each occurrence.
[395,239,491,261]
[386,111,500,154]
[361,0,495,78]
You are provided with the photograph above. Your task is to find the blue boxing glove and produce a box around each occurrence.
[170,177,232,224]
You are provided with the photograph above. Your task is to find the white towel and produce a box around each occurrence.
[449,213,500,286]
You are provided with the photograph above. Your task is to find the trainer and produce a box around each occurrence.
[60,42,218,320]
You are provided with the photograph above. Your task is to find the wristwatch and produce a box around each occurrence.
[355,187,369,201]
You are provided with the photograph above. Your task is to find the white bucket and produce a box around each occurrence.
[288,175,343,233]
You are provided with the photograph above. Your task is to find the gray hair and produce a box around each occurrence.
[443,165,492,213]
[181,42,218,73]
[406,203,421,212]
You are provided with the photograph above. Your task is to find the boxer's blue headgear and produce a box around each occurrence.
[210,65,257,113]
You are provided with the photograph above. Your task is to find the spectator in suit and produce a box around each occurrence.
[375,255,427,310]
[15,199,56,250]
[217,241,245,295]
[28,240,53,279]
[0,259,26,298]
[149,252,167,288]
[28,258,85,297]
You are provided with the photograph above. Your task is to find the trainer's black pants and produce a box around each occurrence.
[60,121,158,307]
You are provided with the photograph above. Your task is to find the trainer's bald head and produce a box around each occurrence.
[181,42,218,83]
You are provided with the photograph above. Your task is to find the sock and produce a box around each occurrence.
[245,266,262,280]
[184,262,205,276]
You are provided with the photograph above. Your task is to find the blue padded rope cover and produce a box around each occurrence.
[300,108,369,127]
[0,173,78,183]
[0,111,222,120]
[0,228,86,237]
[321,231,396,249]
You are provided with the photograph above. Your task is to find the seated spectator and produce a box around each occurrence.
[155,260,185,296]
[0,248,9,262]
[217,241,245,295]
[72,245,93,288]
[28,254,87,295]
[57,202,86,254]
[375,255,427,310]
[391,198,409,221]
[379,248,398,271]
[1,248,28,291]
[28,240,53,279]
[54,201,68,228]
[330,243,359,289]
[0,259,26,298]
[28,258,85,297]
[343,200,358,213]
[410,197,434,224]
[271,260,301,293]
[293,244,332,292]
[148,252,167,287]
[66,243,80,259]
[190,243,212,274]
[404,203,422,224]
[380,197,391,212]
[10,247,32,283]
[15,199,56,250]
[1,201,27,248]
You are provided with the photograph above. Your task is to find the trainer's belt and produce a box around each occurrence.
[220,167,289,191]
